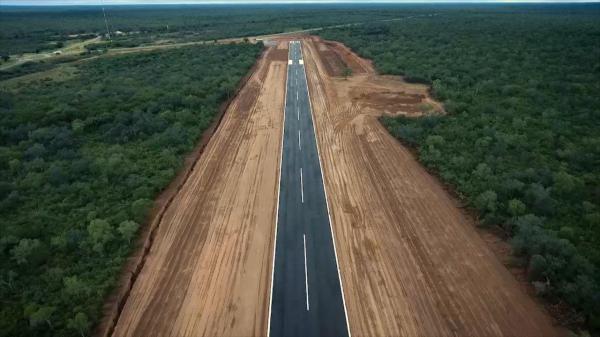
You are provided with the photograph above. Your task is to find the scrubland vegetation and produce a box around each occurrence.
[0,42,261,337]
[0,5,411,56]
[320,5,600,329]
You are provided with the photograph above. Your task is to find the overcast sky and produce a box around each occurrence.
[0,0,600,6]
[2,0,595,5]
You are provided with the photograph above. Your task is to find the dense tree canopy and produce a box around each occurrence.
[320,6,600,330]
[0,4,417,55]
[0,42,261,337]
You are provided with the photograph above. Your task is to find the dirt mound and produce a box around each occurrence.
[311,37,372,77]
[320,49,348,77]
[323,40,373,74]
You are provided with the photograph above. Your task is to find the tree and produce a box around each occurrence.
[527,254,547,281]
[26,305,56,329]
[118,220,139,243]
[11,238,41,265]
[63,276,89,299]
[0,270,18,291]
[87,219,114,253]
[507,199,526,217]
[553,170,580,196]
[472,163,492,182]
[67,312,89,337]
[131,198,153,223]
[432,79,447,100]
[24,143,46,160]
[474,190,498,213]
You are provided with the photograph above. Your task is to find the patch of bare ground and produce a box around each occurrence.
[303,36,566,336]
[321,40,373,76]
[312,38,442,117]
[269,48,289,62]
[101,42,286,337]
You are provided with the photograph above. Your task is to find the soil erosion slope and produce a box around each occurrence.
[110,43,287,337]
[303,36,562,337]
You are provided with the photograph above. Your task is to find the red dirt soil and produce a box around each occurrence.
[104,43,286,337]
[303,36,565,337]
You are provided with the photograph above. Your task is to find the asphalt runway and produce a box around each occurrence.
[268,41,350,337]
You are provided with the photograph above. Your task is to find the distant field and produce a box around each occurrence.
[0,42,261,337]
[320,3,600,330]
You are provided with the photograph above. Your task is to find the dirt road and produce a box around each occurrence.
[302,36,563,337]
[109,43,287,337]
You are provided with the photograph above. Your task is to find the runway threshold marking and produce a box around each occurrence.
[268,40,350,337]
[304,233,310,311]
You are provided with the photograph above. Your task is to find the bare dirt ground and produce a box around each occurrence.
[302,36,565,337]
[0,36,101,71]
[105,42,286,337]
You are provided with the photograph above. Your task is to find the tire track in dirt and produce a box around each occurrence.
[302,36,564,337]
[109,44,286,337]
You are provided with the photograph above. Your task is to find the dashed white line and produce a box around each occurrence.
[303,233,310,311]
[299,40,352,337]
[300,167,304,203]
[297,106,300,120]
[298,130,301,151]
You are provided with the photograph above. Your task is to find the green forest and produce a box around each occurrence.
[320,5,600,329]
[0,4,416,56]
[0,42,261,337]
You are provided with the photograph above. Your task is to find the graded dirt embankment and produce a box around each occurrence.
[108,43,286,337]
[302,36,564,337]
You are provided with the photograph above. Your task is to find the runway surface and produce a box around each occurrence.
[268,41,349,337]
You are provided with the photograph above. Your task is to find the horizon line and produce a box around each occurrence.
[3,1,599,6]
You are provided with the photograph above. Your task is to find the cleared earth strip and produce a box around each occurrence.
[96,47,269,337]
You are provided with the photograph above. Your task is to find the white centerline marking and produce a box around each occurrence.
[298,130,301,151]
[297,106,300,120]
[304,234,310,311]
[299,40,352,336]
[300,167,304,203]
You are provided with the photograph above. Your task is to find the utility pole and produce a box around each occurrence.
[101,0,111,41]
